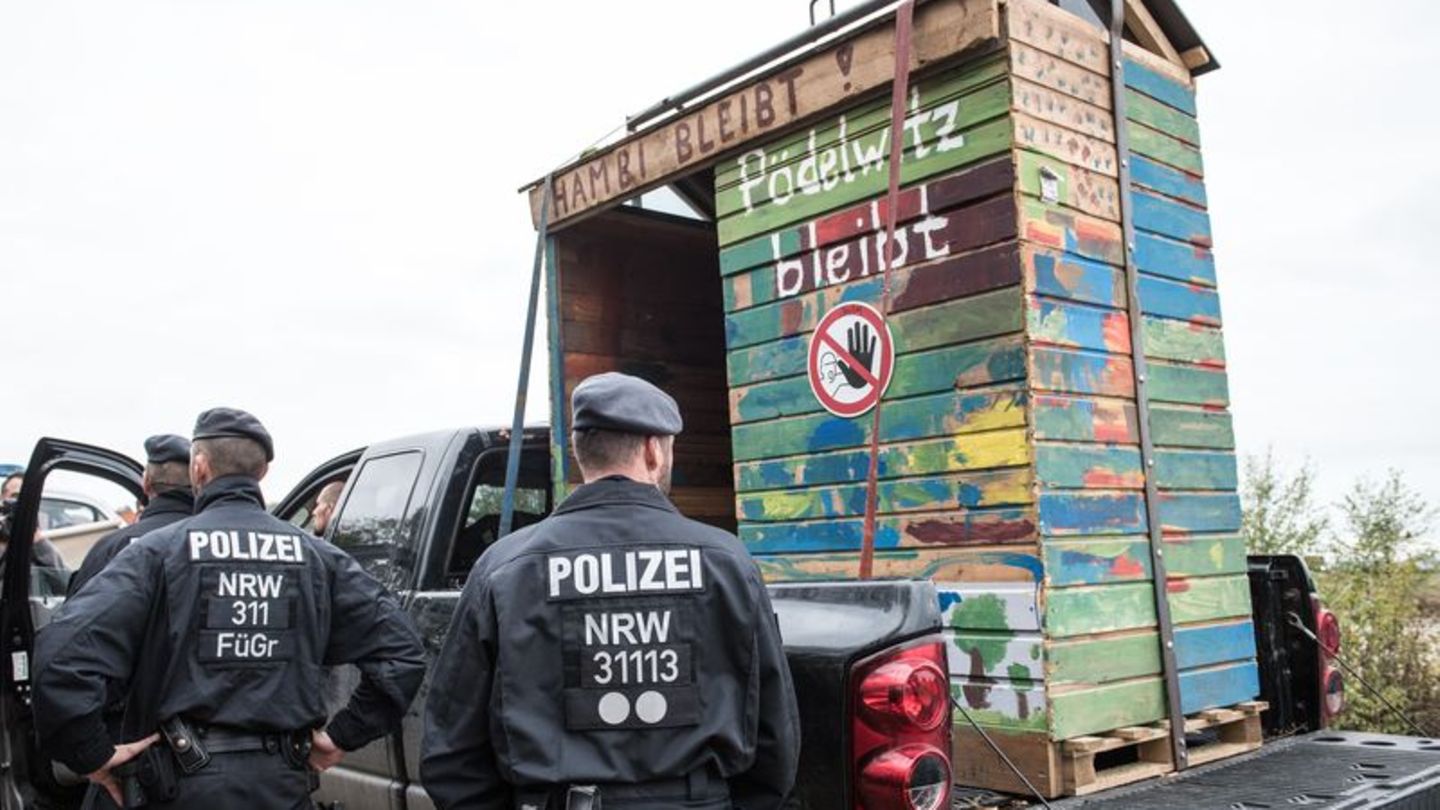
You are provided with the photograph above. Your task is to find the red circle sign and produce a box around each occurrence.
[807,301,895,418]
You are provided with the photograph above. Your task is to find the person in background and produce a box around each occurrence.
[0,469,65,568]
[311,480,345,539]
[2,473,22,502]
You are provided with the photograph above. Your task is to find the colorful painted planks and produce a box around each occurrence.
[735,467,1032,523]
[1049,619,1257,685]
[735,427,1030,491]
[1049,659,1257,739]
[744,509,1038,553]
[756,546,1043,581]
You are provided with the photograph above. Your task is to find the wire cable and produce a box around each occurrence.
[1286,611,1435,739]
[950,695,1055,809]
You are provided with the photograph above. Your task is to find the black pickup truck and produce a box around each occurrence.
[3,430,1438,810]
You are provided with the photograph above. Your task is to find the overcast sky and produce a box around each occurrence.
[2,0,1435,529]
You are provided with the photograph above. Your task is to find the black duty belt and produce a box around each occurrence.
[161,717,310,774]
[517,765,725,810]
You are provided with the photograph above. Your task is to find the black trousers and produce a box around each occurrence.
[151,751,314,810]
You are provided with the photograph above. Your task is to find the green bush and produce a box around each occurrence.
[1242,458,1440,736]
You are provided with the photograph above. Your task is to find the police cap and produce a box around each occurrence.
[143,434,191,465]
[571,373,683,436]
[192,407,275,462]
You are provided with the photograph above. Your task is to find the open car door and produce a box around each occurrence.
[0,439,143,810]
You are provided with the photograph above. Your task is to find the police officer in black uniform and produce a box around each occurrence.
[35,407,427,809]
[421,373,801,810]
[67,434,196,598]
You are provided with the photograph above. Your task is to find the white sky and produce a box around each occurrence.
[2,0,1436,525]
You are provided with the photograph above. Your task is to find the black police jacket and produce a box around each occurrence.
[34,475,427,776]
[420,477,801,810]
[66,488,195,597]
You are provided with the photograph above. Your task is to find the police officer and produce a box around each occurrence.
[421,373,801,810]
[67,434,196,598]
[35,407,427,809]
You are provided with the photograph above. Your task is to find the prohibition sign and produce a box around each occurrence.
[807,301,895,418]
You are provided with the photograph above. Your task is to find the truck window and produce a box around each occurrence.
[446,482,547,586]
[330,451,422,591]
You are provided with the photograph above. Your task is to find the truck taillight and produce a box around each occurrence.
[851,639,952,810]
[1312,595,1345,722]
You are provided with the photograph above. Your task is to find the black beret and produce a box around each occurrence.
[193,407,274,462]
[571,373,683,436]
[143,434,191,465]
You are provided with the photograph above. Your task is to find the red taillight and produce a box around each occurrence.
[851,640,952,810]
[1311,595,1345,722]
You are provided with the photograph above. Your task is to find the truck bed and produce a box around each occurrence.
[956,732,1440,809]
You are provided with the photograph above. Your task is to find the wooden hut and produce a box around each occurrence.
[526,0,1259,796]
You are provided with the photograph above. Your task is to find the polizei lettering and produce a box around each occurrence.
[188,530,306,563]
[547,548,704,600]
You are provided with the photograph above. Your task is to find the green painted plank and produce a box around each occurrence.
[736,467,1032,522]
[730,386,1027,462]
[1148,360,1229,406]
[1046,581,1156,637]
[1143,316,1225,365]
[1033,394,1138,444]
[1154,449,1238,490]
[1125,87,1200,146]
[1126,120,1203,176]
[1050,630,1160,686]
[1035,443,1143,489]
[1015,148,1119,221]
[1050,674,1166,739]
[730,335,1027,423]
[1044,537,1151,586]
[725,286,1023,380]
[1149,404,1235,449]
[1158,492,1242,533]
[735,428,1030,491]
[1167,574,1251,624]
[1164,535,1247,578]
[1030,347,1135,398]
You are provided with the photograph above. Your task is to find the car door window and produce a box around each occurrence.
[329,452,422,591]
[447,483,547,584]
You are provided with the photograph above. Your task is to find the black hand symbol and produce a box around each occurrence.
[840,322,877,388]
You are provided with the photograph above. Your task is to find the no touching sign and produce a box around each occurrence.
[806,302,895,418]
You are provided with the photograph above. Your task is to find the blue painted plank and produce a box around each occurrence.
[1130,155,1207,208]
[1179,661,1260,714]
[1038,492,1147,536]
[1135,231,1216,286]
[1156,492,1243,533]
[1137,275,1222,324]
[1132,188,1212,246]
[1175,621,1257,670]
[1123,57,1197,116]
[1027,248,1126,309]
[742,511,1040,554]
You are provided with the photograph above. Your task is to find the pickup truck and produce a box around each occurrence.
[3,431,1438,810]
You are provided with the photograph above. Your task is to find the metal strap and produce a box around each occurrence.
[500,174,554,538]
[1108,0,1188,769]
[858,0,916,579]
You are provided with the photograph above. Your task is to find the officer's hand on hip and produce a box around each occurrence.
[88,733,161,806]
[309,729,344,772]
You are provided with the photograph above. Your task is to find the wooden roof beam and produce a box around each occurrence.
[1124,0,1185,70]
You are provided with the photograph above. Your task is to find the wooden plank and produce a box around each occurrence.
[1132,187,1211,245]
[1051,676,1166,740]
[1123,0,1184,69]
[718,156,1014,278]
[1147,359,1230,406]
[1033,394,1138,444]
[715,83,1015,244]
[1181,46,1212,72]
[1166,533,1246,577]
[1035,444,1143,490]
[1039,491,1147,537]
[1154,450,1238,491]
[1128,120,1204,176]
[755,545,1043,581]
[1050,621,1257,686]
[1136,230,1215,287]
[1028,297,1132,354]
[1138,275,1221,324]
[1142,315,1225,365]
[1178,660,1261,715]
[1122,52,1197,116]
[1046,580,1156,637]
[1149,403,1235,450]
[1167,574,1251,623]
[947,629,1045,680]
[1019,197,1125,266]
[1013,76,1115,142]
[729,335,1027,423]
[1157,492,1242,534]
[734,427,1030,491]
[1044,536,1151,586]
[528,0,1003,226]
[1009,39,1110,109]
[1024,245,1126,309]
[1130,155,1206,208]
[735,467,1032,523]
[1175,620,1256,670]
[941,582,1042,632]
[745,509,1038,553]
[952,727,1062,798]
[724,239,1021,315]
[952,677,1048,731]
[729,385,1027,461]
[1030,346,1136,398]
[1013,112,1118,177]
[1015,149,1120,221]
[1126,88,1200,146]
[1006,0,1110,77]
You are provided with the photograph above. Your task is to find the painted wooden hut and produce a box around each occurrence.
[526,0,1258,796]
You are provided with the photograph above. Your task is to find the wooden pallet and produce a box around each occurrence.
[1058,701,1268,796]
